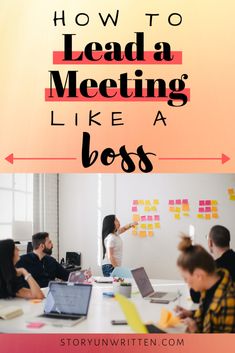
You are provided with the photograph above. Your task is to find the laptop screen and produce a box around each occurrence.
[44,282,92,316]
[131,267,154,297]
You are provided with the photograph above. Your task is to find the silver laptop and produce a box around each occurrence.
[131,267,178,302]
[38,281,92,326]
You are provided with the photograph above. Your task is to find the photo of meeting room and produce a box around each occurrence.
[0,173,235,333]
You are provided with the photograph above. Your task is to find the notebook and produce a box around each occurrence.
[0,306,23,320]
[37,281,92,326]
[131,267,178,302]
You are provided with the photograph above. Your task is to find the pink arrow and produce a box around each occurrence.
[158,153,230,165]
[5,153,77,165]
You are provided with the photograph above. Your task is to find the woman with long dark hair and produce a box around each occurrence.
[101,215,137,277]
[175,235,235,333]
[0,239,44,299]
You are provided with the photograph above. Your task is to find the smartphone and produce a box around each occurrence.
[111,320,128,325]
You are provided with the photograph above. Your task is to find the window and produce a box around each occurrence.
[0,174,33,240]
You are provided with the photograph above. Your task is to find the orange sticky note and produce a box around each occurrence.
[211,207,217,212]
[132,214,140,222]
[182,204,189,212]
[228,188,235,195]
[169,206,175,212]
[148,231,154,237]
[212,213,219,219]
[205,214,211,220]
[139,231,147,238]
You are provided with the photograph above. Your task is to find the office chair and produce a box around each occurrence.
[66,252,81,266]
[111,267,133,279]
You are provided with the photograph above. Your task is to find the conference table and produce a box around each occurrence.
[0,278,195,333]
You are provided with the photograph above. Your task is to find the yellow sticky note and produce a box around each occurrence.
[205,214,211,220]
[230,195,235,201]
[197,214,204,219]
[132,230,137,235]
[175,207,181,213]
[145,200,151,205]
[182,204,189,212]
[169,206,175,212]
[153,199,159,205]
[158,307,180,329]
[154,222,160,228]
[141,223,146,229]
[151,206,157,211]
[211,207,217,212]
[212,213,219,219]
[228,188,235,195]
[132,214,140,222]
[148,231,154,237]
[147,224,153,229]
[174,213,180,220]
[211,200,218,205]
[144,206,150,212]
[183,213,189,217]
[138,200,144,205]
[139,231,147,238]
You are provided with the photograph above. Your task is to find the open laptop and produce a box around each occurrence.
[38,282,92,326]
[131,267,178,302]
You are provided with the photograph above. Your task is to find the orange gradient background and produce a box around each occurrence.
[0,0,234,172]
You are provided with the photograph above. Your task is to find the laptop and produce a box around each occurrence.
[115,293,165,333]
[131,267,178,302]
[38,282,92,326]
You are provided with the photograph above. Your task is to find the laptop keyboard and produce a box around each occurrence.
[40,313,82,320]
[149,292,167,298]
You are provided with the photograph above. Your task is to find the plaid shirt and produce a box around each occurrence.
[194,269,235,333]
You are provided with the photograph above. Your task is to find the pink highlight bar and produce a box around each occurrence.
[53,51,182,65]
[45,88,190,102]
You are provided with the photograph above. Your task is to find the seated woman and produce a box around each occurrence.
[101,215,137,277]
[175,235,235,333]
[0,239,44,299]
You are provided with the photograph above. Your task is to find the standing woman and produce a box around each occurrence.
[102,215,137,277]
[0,239,44,299]
[175,236,235,333]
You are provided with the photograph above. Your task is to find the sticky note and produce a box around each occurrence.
[199,207,204,213]
[211,207,217,212]
[199,200,205,206]
[176,199,181,205]
[139,231,147,238]
[141,223,146,229]
[147,224,153,229]
[154,215,160,221]
[211,200,218,205]
[212,213,219,219]
[169,207,175,212]
[144,206,150,212]
[133,214,140,222]
[147,216,153,221]
[228,188,235,195]
[132,230,137,235]
[175,207,181,213]
[158,308,180,328]
[151,206,157,211]
[182,204,189,212]
[205,200,211,205]
[174,214,180,220]
[154,223,160,228]
[133,200,138,205]
[27,322,45,328]
[230,195,235,201]
[153,199,159,205]
[169,200,174,205]
[205,214,211,220]
[183,213,189,217]
[145,200,151,205]
[197,214,204,219]
[182,199,188,204]
[139,200,144,205]
[132,206,138,212]
[205,207,211,212]
[148,231,154,237]
[141,216,146,221]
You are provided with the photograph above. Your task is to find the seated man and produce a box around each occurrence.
[16,232,69,288]
[191,225,235,303]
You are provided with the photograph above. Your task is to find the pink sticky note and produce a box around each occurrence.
[141,216,146,221]
[132,206,138,212]
[205,207,211,212]
[176,199,181,205]
[147,216,153,221]
[27,322,45,328]
[199,207,204,213]
[205,200,211,205]
[182,199,188,204]
[154,215,160,221]
[169,200,174,205]
[133,200,138,205]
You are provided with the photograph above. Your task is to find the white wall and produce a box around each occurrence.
[59,174,235,279]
